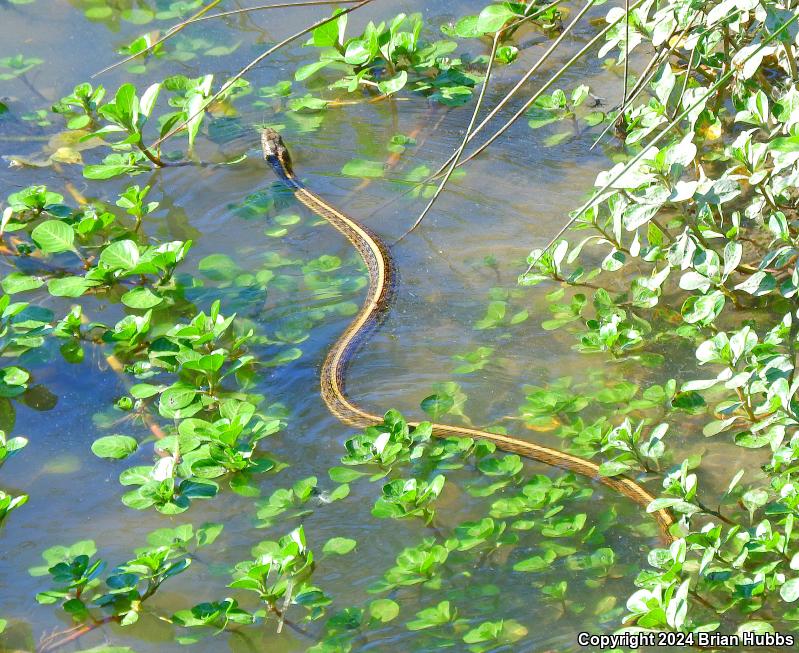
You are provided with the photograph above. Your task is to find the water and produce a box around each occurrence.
[1,2,698,651]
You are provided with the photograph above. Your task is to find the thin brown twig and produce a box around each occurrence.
[93,0,223,77]
[524,10,796,275]
[149,0,376,151]
[188,0,363,24]
[589,49,665,149]
[326,93,407,107]
[673,41,699,120]
[451,0,649,173]
[350,105,436,194]
[38,616,120,653]
[267,603,314,639]
[622,0,630,105]
[79,314,167,442]
[358,0,569,224]
[425,0,589,183]
[395,32,502,242]
[95,0,365,75]
[389,0,648,217]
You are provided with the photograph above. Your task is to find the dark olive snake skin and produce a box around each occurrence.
[260,128,675,542]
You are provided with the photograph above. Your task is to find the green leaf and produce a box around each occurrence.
[463,618,527,645]
[85,7,113,19]
[196,522,224,547]
[646,497,684,512]
[495,45,518,64]
[100,240,139,270]
[159,384,196,414]
[513,549,556,572]
[736,621,774,637]
[323,537,356,556]
[599,460,631,477]
[198,253,239,281]
[406,601,452,630]
[311,15,341,47]
[263,347,302,367]
[770,135,799,152]
[344,39,373,66]
[259,80,292,98]
[368,598,399,623]
[47,277,99,298]
[329,484,350,501]
[341,159,384,178]
[329,466,368,482]
[139,83,161,118]
[121,287,163,309]
[475,4,517,33]
[112,83,137,123]
[84,164,139,180]
[287,94,328,112]
[446,15,481,38]
[421,393,454,419]
[91,435,138,459]
[781,578,799,602]
[31,220,75,253]
[122,8,154,24]
[431,84,474,107]
[121,487,156,510]
[1,272,44,294]
[477,455,522,477]
[596,381,638,404]
[377,71,408,95]
[742,488,769,517]
[0,366,29,397]
[474,300,506,330]
[119,466,152,486]
[294,60,331,82]
[130,383,162,399]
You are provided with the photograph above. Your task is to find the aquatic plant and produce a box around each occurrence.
[2,0,799,650]
[519,0,799,637]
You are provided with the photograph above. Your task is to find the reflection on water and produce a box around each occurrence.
[0,1,722,652]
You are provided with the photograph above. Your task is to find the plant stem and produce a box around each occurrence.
[784,41,799,81]
[651,218,675,243]
[267,604,315,639]
[137,143,166,167]
[452,0,642,172]
[18,72,51,104]
[527,8,799,274]
[396,30,501,241]
[38,615,121,653]
[622,0,630,105]
[789,304,799,387]
[735,387,757,422]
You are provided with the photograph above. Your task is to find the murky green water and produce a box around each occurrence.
[0,2,704,651]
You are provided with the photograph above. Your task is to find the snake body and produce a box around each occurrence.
[260,128,675,542]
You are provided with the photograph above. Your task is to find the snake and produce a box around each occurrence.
[260,128,675,542]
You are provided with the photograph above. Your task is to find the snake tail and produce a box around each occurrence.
[259,127,675,542]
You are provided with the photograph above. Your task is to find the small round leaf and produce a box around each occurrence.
[91,435,138,460]
[323,537,356,556]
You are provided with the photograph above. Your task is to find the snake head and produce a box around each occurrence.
[260,127,294,176]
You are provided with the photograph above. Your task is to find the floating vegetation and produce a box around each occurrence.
[2,0,799,650]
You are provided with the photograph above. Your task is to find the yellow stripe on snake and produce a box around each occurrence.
[260,128,675,543]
